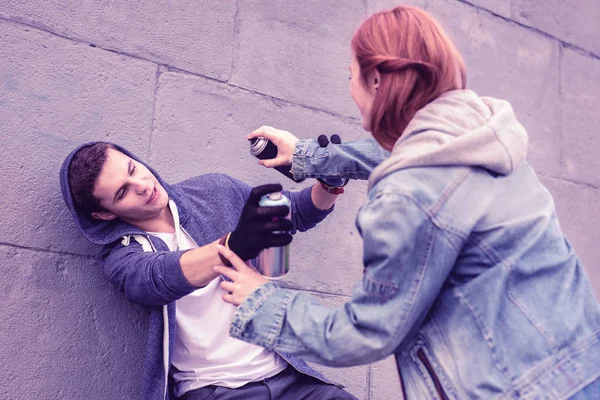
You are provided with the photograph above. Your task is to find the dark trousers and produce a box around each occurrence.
[179,366,357,400]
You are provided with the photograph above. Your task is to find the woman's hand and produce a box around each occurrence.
[214,244,268,306]
[248,126,299,168]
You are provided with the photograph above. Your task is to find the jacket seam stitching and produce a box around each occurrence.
[452,286,513,381]
[430,317,468,398]
[507,271,558,348]
[498,329,600,400]
[266,290,293,347]
[380,214,438,357]
[489,124,514,172]
[466,234,558,347]
[430,169,472,216]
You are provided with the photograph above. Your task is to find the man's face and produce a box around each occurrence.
[91,148,169,225]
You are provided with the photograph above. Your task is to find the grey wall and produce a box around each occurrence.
[0,1,598,399]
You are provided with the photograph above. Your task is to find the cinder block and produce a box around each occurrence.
[367,0,430,14]
[0,1,235,80]
[0,245,147,400]
[231,0,366,117]
[151,71,367,296]
[0,20,156,255]
[454,0,511,18]
[540,176,600,298]
[422,0,561,176]
[511,0,600,55]
[559,49,600,187]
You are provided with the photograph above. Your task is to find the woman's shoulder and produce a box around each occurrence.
[368,166,467,206]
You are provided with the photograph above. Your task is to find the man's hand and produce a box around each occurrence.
[247,126,299,168]
[227,183,293,261]
[215,245,268,306]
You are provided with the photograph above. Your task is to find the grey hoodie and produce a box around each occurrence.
[369,89,529,190]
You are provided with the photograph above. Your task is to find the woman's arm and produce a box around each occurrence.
[248,126,390,181]
[215,193,459,366]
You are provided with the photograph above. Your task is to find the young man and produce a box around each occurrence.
[60,141,356,400]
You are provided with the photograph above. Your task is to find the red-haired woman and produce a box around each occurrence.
[215,6,600,399]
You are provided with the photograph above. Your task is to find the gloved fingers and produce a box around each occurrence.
[260,219,294,233]
[318,134,329,148]
[247,183,283,204]
[254,205,290,219]
[262,232,293,247]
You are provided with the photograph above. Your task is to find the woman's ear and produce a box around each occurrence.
[91,211,117,221]
[372,69,381,93]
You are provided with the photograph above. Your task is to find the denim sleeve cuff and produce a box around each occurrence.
[230,282,293,349]
[291,139,322,181]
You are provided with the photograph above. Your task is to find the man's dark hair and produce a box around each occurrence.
[68,142,114,215]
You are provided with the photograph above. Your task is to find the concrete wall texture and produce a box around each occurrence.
[0,1,598,399]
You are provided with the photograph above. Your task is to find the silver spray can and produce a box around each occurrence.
[249,137,305,183]
[257,191,291,278]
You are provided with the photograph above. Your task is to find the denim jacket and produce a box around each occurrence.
[229,90,600,399]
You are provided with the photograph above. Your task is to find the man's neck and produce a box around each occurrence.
[124,205,175,234]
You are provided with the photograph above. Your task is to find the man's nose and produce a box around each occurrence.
[132,178,150,195]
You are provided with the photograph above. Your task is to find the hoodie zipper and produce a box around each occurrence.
[417,349,449,400]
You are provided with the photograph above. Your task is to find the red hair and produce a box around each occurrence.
[351,6,467,150]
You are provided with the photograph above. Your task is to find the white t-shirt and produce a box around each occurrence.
[148,228,287,397]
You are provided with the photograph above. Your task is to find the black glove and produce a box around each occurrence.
[316,134,349,188]
[227,183,293,261]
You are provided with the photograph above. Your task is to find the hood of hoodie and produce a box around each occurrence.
[368,89,528,190]
[60,142,188,245]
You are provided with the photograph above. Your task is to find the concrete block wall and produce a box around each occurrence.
[0,1,597,399]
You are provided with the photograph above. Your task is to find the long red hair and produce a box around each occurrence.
[351,6,467,150]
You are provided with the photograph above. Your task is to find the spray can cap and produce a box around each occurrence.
[266,191,283,201]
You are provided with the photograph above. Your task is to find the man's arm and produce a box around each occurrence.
[180,239,223,286]
[101,240,201,307]
[101,182,294,306]
[283,186,334,233]
[310,182,339,210]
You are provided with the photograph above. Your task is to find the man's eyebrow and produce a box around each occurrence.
[112,159,133,202]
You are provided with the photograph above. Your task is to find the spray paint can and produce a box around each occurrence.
[257,191,291,278]
[249,137,305,183]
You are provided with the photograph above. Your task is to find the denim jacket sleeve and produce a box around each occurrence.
[229,192,459,366]
[291,137,390,181]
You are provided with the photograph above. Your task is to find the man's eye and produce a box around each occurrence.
[118,188,126,200]
[130,165,136,176]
